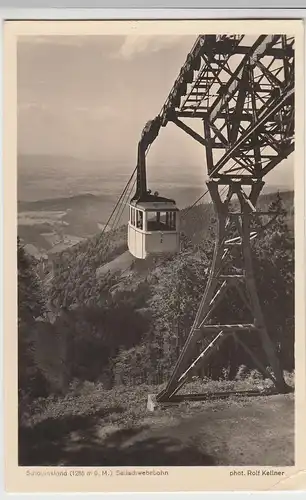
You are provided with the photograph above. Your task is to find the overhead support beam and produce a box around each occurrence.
[210,85,294,177]
[230,66,248,144]
[234,45,294,58]
[171,117,208,148]
[177,111,253,121]
[215,176,260,184]
[208,35,280,122]
[261,142,294,177]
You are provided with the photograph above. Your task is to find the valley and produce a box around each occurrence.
[18,153,293,261]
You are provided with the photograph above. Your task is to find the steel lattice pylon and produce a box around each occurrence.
[135,34,294,403]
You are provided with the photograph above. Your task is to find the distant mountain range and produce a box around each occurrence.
[18,153,293,201]
[17,153,294,259]
[18,192,107,212]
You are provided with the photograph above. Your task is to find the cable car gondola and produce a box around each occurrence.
[128,191,180,260]
[127,119,180,259]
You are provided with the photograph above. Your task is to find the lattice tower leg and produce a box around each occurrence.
[156,180,289,402]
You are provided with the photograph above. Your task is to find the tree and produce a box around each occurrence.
[140,244,212,378]
[18,237,49,413]
[18,237,47,324]
[252,192,294,370]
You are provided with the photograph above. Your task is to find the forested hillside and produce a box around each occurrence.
[18,190,294,465]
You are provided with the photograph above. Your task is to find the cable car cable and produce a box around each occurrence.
[111,177,137,232]
[101,166,137,237]
[109,144,153,233]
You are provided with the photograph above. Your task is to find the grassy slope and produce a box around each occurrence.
[19,375,294,467]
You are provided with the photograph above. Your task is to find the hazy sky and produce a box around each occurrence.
[17,35,293,187]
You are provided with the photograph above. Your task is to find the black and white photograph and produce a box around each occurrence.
[14,26,298,474]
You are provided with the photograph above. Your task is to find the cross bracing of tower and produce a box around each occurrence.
[141,34,294,182]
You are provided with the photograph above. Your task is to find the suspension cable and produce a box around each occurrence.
[184,188,210,214]
[98,166,137,242]
[99,142,154,249]
[111,176,137,232]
